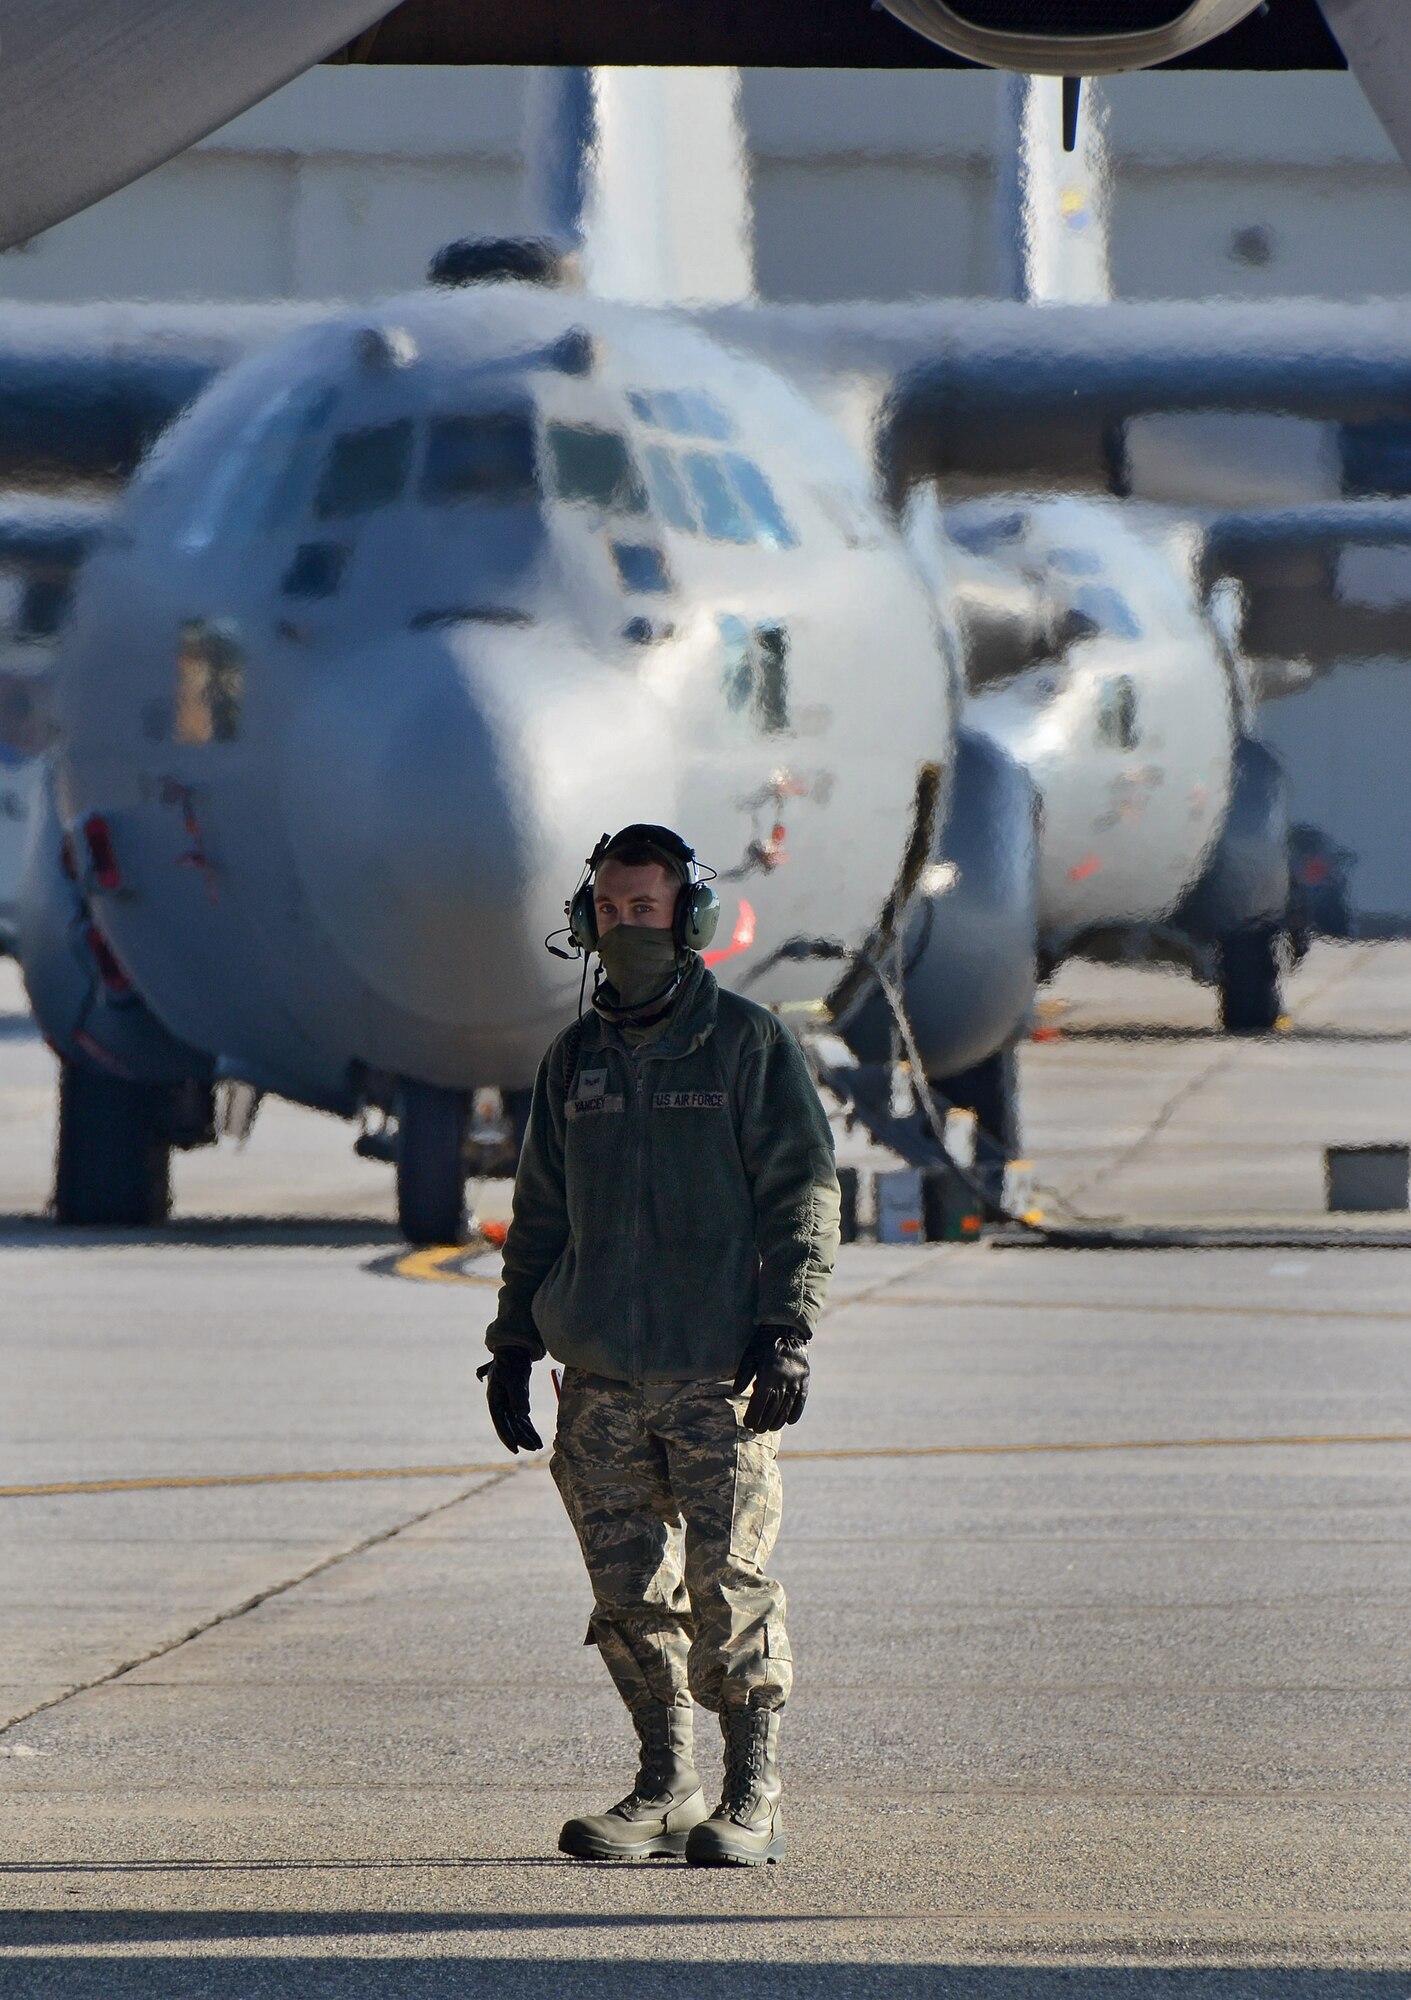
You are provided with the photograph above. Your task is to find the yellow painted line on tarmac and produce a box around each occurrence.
[0,1463,512,1499]
[5,1430,1410,1500]
[390,1245,499,1286]
[853,1295,1411,1324]
[786,1431,1411,1463]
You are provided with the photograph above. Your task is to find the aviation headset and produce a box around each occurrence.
[566,824,720,954]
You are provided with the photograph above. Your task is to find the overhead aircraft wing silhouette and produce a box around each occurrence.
[0,0,391,253]
[1319,0,1411,175]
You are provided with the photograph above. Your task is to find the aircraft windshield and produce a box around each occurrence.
[627,388,733,441]
[641,446,696,533]
[681,451,752,545]
[546,423,647,514]
[181,381,339,551]
[421,411,538,505]
[721,453,797,551]
[1071,583,1142,641]
[639,435,797,552]
[315,420,415,520]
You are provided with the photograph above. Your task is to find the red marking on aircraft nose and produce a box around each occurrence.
[81,813,121,891]
[1068,854,1103,882]
[703,898,756,968]
[83,922,132,998]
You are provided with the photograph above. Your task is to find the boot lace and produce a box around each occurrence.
[725,1716,768,1820]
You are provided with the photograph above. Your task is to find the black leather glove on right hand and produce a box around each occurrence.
[732,1327,810,1433]
[476,1348,543,1455]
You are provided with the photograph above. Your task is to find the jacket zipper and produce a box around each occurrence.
[628,1055,647,1382]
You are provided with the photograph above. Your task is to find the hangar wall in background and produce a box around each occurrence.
[0,67,1408,306]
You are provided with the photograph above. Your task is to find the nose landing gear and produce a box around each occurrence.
[395,1078,470,1247]
[53,1066,214,1227]
[1217,922,1284,1036]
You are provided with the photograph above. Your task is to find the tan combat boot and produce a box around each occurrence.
[684,1706,784,1866]
[559,1702,707,1860]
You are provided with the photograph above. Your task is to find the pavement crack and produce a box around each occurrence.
[0,1465,521,1741]
[1065,1047,1236,1204]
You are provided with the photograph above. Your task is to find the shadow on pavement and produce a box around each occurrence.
[0,1937,1405,1999]
[0,1214,403,1249]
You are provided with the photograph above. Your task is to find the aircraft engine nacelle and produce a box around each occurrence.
[1173,734,1289,948]
[837,727,1039,1080]
[875,0,1269,74]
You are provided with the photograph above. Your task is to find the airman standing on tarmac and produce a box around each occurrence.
[480,824,841,1866]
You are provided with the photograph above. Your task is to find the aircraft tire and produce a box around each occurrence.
[396,1079,469,1247]
[1218,925,1282,1036]
[53,1063,172,1227]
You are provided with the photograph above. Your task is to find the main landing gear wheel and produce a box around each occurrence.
[1218,924,1282,1036]
[929,1045,1019,1224]
[396,1079,469,1246]
[53,1062,172,1226]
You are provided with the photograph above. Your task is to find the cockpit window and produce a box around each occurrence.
[642,445,697,533]
[682,451,752,545]
[945,511,1026,556]
[628,388,732,440]
[314,419,414,521]
[639,437,797,553]
[1046,546,1103,578]
[421,411,538,505]
[722,454,797,550]
[546,423,647,514]
[1071,583,1142,641]
[181,381,339,551]
[611,542,672,594]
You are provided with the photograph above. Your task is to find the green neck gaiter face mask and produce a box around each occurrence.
[595,924,681,1012]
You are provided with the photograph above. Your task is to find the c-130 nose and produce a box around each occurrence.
[280,633,542,1041]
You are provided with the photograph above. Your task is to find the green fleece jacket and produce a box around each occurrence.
[485,957,841,1383]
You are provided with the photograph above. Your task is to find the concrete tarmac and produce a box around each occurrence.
[1,951,1409,1992]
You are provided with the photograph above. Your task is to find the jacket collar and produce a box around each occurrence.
[586,954,718,1061]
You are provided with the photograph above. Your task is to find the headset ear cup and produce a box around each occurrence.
[568,884,597,951]
[683,882,720,951]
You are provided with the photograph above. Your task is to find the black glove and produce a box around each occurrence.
[477,1347,543,1455]
[732,1327,810,1433]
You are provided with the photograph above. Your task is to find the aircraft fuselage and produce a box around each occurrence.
[49,285,956,1105]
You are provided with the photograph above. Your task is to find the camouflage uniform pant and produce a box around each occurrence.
[550,1367,791,1715]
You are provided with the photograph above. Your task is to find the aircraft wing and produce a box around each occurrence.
[1202,499,1411,668]
[0,302,319,483]
[5,293,1411,500]
[1319,1,1411,177]
[0,0,392,254]
[712,297,1411,498]
[0,495,111,566]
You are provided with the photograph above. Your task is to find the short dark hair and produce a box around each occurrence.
[598,836,686,883]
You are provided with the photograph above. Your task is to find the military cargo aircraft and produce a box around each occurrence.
[15,258,1411,1238]
[18,273,1049,1239]
[920,494,1287,1033]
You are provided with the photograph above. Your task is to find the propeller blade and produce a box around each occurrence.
[1319,0,1411,175]
[0,0,391,252]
